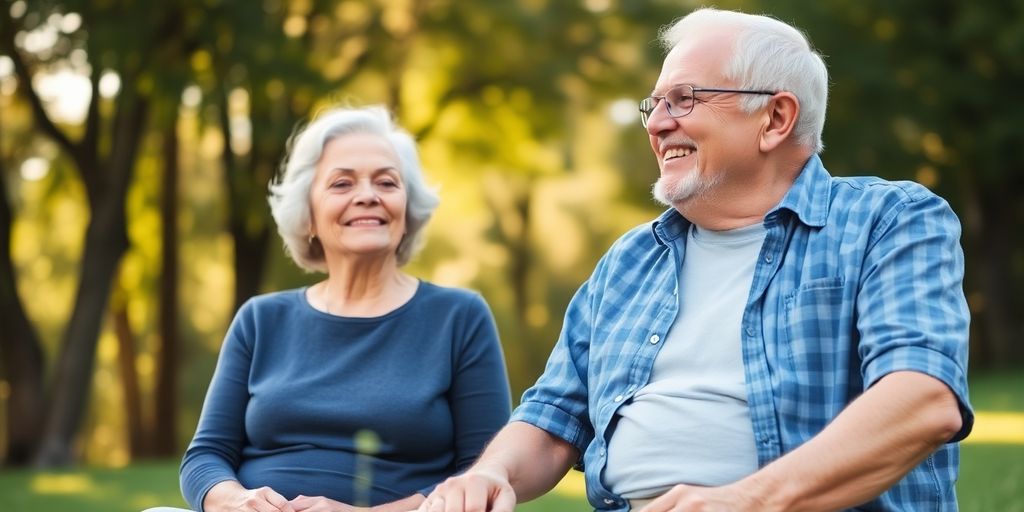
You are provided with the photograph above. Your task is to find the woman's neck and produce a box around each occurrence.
[314,255,417,317]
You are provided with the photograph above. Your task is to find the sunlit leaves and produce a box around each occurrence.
[7,0,1024,465]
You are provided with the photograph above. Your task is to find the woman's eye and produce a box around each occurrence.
[377,180,398,188]
[330,181,352,189]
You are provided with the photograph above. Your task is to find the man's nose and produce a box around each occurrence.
[645,101,679,135]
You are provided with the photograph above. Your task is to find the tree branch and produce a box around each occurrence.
[2,40,80,163]
[81,65,101,165]
[0,8,94,188]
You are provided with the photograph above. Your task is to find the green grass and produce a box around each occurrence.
[517,492,591,512]
[0,460,189,511]
[967,370,1024,411]
[959,444,1024,512]
[1,372,1020,511]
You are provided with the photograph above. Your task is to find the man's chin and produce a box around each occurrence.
[652,177,697,207]
[651,182,673,207]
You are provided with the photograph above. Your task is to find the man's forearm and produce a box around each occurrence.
[474,421,579,502]
[735,371,963,511]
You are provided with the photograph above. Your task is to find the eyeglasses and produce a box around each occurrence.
[639,84,777,127]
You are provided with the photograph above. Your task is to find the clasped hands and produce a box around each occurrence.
[212,486,369,512]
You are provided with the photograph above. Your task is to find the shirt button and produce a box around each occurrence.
[745,327,755,336]
[765,254,773,263]
[649,334,660,344]
[614,395,624,402]
[604,498,616,505]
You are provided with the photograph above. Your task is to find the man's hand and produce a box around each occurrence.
[638,483,761,512]
[416,469,517,512]
[412,421,576,511]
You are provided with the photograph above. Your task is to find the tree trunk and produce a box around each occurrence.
[0,145,47,466]
[217,85,272,313]
[152,113,180,456]
[112,297,149,457]
[230,223,271,313]
[974,191,1022,367]
[480,178,544,394]
[32,98,149,467]
[32,212,130,466]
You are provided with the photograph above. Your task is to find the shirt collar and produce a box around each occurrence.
[770,154,831,228]
[651,207,690,246]
[650,154,831,243]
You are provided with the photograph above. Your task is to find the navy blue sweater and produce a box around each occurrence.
[180,282,511,510]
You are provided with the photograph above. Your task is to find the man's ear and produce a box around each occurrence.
[759,92,800,152]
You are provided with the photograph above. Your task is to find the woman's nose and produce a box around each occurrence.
[353,182,380,205]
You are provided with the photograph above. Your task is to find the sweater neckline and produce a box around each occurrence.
[299,279,425,322]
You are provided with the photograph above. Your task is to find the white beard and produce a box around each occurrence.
[651,169,721,207]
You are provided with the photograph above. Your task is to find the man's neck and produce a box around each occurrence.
[676,152,810,230]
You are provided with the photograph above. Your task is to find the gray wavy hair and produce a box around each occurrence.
[660,8,829,153]
[268,105,440,272]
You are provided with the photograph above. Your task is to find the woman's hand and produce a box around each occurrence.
[204,480,296,512]
[288,493,426,512]
[288,495,367,512]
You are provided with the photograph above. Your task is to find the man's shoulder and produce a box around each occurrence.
[791,156,947,223]
[829,174,938,204]
[818,173,957,240]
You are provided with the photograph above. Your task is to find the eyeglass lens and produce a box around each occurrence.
[639,85,696,127]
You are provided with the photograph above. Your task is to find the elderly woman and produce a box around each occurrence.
[170,106,511,512]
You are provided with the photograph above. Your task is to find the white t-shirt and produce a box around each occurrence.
[605,222,765,499]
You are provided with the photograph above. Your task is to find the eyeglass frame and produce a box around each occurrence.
[639,84,778,128]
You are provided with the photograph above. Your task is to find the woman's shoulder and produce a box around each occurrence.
[236,288,308,317]
[411,282,499,350]
[222,289,309,346]
[413,280,491,313]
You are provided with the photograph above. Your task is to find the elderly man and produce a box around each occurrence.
[420,8,972,512]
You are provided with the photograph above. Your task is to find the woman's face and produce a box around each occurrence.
[309,132,407,264]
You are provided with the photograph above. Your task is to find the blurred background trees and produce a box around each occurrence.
[0,0,1021,468]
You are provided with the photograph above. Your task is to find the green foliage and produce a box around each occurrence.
[4,0,1024,467]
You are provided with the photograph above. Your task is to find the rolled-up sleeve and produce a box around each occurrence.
[857,187,973,441]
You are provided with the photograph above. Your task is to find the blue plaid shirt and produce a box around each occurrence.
[511,155,973,511]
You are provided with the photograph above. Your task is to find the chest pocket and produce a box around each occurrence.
[784,276,845,355]
[780,276,852,430]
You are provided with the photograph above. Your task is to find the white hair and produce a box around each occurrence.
[268,105,440,272]
[660,8,829,153]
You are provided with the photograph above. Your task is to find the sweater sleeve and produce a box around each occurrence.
[179,302,256,511]
[417,293,511,496]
